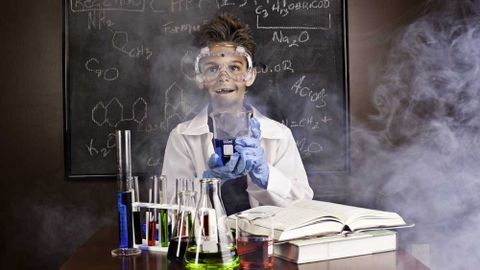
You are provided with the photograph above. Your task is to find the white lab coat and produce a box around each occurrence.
[161,106,314,208]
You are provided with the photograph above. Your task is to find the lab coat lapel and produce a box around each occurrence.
[180,106,215,171]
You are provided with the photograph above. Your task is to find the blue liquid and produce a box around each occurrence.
[214,139,235,166]
[117,191,133,248]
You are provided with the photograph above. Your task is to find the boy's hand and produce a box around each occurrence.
[235,117,270,189]
[202,153,246,182]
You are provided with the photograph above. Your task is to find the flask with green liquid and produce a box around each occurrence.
[184,178,239,269]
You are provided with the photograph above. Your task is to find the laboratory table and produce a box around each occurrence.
[60,226,429,270]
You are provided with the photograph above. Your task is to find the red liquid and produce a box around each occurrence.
[237,236,274,268]
[148,220,156,246]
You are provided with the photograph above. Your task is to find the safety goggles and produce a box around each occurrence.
[194,45,253,83]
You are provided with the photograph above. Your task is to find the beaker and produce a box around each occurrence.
[167,190,197,263]
[184,178,239,269]
[111,130,141,257]
[236,211,275,268]
[210,110,252,165]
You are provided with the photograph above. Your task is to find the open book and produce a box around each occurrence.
[227,200,407,241]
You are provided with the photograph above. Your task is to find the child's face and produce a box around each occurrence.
[196,43,256,112]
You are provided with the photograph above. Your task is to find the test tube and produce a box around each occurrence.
[132,176,142,245]
[158,175,169,247]
[147,180,157,246]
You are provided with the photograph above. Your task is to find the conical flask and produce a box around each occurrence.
[167,190,196,263]
[184,178,239,269]
[169,178,196,236]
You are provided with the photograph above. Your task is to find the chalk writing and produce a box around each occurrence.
[163,21,201,35]
[258,59,294,74]
[71,0,146,12]
[112,31,153,60]
[137,82,199,134]
[87,10,115,30]
[296,137,323,155]
[85,58,119,81]
[92,97,148,127]
[271,0,330,17]
[255,0,332,30]
[151,0,249,13]
[146,156,162,167]
[291,75,327,108]
[168,0,238,13]
[137,121,166,133]
[281,115,332,130]
[169,0,196,12]
[164,82,197,130]
[320,115,332,123]
[85,133,116,158]
[272,30,309,47]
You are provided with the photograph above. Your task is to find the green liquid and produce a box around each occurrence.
[184,245,239,269]
[160,209,169,247]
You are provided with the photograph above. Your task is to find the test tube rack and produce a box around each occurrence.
[131,202,197,253]
[132,202,175,253]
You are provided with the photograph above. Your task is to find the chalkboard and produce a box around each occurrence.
[64,0,349,178]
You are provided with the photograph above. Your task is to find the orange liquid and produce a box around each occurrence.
[237,236,274,268]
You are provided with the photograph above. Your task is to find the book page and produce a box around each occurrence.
[267,207,340,230]
[236,205,341,231]
[292,200,406,230]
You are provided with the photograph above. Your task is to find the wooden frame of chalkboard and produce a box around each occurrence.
[63,0,350,179]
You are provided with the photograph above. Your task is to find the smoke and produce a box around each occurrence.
[346,1,480,269]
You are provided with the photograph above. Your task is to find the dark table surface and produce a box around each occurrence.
[60,226,430,270]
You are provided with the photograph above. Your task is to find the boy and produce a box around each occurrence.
[162,13,313,214]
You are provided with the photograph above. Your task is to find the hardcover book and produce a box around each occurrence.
[227,200,407,242]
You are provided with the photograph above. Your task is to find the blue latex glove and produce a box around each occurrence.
[235,117,270,189]
[202,152,246,182]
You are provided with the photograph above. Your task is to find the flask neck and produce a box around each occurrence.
[179,191,196,209]
[198,179,226,216]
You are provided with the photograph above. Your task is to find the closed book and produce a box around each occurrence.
[274,230,397,264]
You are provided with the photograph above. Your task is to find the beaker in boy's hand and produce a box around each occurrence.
[209,110,252,166]
[235,211,275,268]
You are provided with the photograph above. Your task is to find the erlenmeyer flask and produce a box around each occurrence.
[184,178,239,269]
[169,178,196,235]
[167,190,196,263]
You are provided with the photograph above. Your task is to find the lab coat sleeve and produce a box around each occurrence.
[247,128,314,207]
[161,127,196,201]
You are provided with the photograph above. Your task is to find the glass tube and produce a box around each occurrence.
[111,130,141,257]
[158,175,169,247]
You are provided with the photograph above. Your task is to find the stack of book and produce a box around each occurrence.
[228,200,410,264]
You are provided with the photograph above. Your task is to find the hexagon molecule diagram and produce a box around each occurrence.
[92,97,147,127]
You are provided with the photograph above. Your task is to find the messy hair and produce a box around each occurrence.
[193,13,257,59]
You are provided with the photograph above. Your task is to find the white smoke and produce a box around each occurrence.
[347,1,480,269]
